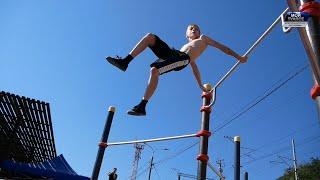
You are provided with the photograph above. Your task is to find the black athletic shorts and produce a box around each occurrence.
[149,35,190,75]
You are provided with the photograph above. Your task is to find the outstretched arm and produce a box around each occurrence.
[190,61,208,92]
[203,35,247,63]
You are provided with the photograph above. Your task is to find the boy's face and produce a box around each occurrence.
[186,25,201,40]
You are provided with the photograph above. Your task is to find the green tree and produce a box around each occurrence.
[277,158,320,180]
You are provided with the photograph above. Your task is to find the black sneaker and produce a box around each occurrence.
[106,56,128,72]
[127,105,146,116]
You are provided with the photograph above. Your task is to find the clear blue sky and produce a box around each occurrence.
[1,0,319,179]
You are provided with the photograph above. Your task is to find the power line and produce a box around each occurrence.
[137,142,200,178]
[136,160,151,175]
[153,166,161,179]
[154,140,198,165]
[242,140,320,177]
[213,62,308,122]
[135,165,150,179]
[214,64,309,132]
[221,134,320,178]
[242,135,320,166]
[240,121,319,158]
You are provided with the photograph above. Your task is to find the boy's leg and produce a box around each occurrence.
[106,33,157,71]
[127,52,189,116]
[129,33,157,57]
[143,67,159,100]
[127,67,159,116]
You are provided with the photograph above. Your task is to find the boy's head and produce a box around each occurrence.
[186,24,201,41]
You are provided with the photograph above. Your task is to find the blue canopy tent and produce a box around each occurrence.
[0,154,89,180]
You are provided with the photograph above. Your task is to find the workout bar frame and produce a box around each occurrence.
[91,106,116,180]
[209,8,289,107]
[197,84,213,180]
[104,133,198,146]
[287,0,320,84]
[287,0,320,119]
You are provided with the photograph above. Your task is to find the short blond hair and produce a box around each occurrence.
[186,24,201,39]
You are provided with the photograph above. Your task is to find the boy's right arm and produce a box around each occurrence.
[190,61,209,92]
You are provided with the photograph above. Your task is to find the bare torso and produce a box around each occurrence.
[180,35,208,62]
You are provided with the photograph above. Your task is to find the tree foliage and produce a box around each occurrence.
[277,158,320,180]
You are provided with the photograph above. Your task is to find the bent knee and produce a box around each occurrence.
[144,33,156,45]
[145,33,155,38]
[150,67,159,76]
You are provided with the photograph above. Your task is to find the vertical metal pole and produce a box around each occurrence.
[234,136,240,180]
[197,84,213,180]
[300,0,320,81]
[148,156,154,180]
[301,0,320,120]
[244,172,248,180]
[91,106,116,180]
[292,139,299,180]
[287,0,320,119]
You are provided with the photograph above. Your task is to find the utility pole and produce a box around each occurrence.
[144,143,168,180]
[171,168,181,180]
[130,143,144,180]
[148,156,154,180]
[217,160,224,180]
[292,139,299,180]
[208,161,225,180]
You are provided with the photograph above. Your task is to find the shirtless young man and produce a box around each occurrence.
[106,24,247,116]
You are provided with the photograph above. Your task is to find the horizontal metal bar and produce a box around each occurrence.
[244,8,289,57]
[209,8,289,108]
[280,12,293,33]
[214,8,289,90]
[106,133,198,146]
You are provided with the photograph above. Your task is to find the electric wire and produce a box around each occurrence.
[214,64,309,132]
[222,134,320,178]
[153,165,161,179]
[221,87,310,164]
[135,165,150,179]
[154,140,199,165]
[240,121,319,158]
[243,134,320,166]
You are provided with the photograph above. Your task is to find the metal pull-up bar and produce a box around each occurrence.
[92,87,214,180]
[209,8,289,107]
[92,106,116,180]
[104,133,198,146]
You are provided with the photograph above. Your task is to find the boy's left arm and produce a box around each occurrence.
[202,35,247,63]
